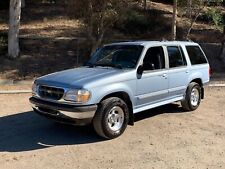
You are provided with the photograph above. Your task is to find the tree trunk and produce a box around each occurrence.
[88,0,107,54]
[143,0,147,10]
[87,0,95,54]
[186,0,192,18]
[172,0,177,40]
[186,5,205,40]
[90,14,105,54]
[8,0,21,59]
[21,0,25,8]
[91,33,104,54]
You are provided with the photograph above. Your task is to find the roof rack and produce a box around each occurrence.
[161,38,168,41]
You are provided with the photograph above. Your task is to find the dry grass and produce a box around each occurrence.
[20,19,84,38]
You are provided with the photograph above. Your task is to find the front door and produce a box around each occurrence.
[136,46,169,109]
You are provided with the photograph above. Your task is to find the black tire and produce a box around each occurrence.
[93,97,129,139]
[181,82,201,111]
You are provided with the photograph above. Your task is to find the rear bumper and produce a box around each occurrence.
[29,97,97,125]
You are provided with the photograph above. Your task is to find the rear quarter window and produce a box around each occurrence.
[186,46,207,65]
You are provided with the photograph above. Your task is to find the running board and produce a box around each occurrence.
[133,96,183,114]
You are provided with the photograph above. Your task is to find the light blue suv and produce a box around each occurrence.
[30,41,210,139]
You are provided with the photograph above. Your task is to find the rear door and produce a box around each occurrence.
[167,46,189,98]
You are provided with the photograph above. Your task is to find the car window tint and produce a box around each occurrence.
[167,46,186,68]
[143,46,165,70]
[186,46,207,65]
[87,45,143,69]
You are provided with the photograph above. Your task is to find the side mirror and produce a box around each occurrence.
[137,65,144,75]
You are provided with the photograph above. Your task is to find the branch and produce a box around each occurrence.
[186,3,206,39]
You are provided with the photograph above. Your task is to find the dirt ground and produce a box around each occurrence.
[0,87,225,169]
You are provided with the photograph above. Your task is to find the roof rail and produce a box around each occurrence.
[161,38,167,41]
[112,39,134,43]
[187,38,193,42]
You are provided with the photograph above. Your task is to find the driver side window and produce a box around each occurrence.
[143,46,165,71]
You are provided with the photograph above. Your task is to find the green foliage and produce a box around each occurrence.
[122,10,149,34]
[178,0,205,15]
[206,0,223,6]
[116,9,165,35]
[206,8,224,26]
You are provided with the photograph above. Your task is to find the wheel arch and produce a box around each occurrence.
[100,91,134,126]
[190,78,203,87]
[189,78,204,99]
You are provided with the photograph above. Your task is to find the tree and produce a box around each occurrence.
[185,2,205,39]
[178,0,223,39]
[68,0,131,53]
[186,0,192,18]
[143,0,151,10]
[178,0,206,39]
[172,0,177,40]
[143,0,147,10]
[21,0,25,8]
[8,0,21,58]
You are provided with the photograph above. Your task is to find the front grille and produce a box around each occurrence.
[38,85,64,100]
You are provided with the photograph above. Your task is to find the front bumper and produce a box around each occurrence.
[29,97,97,125]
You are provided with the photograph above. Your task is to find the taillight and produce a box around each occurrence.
[209,66,212,77]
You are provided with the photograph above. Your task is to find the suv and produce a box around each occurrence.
[30,41,210,139]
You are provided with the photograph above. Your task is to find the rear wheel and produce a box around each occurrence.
[93,97,129,139]
[181,82,201,111]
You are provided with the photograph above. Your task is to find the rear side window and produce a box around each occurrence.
[186,46,207,65]
[167,46,187,68]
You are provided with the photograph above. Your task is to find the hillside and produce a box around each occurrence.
[0,0,224,81]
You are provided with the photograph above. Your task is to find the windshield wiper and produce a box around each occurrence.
[84,62,96,68]
[95,63,123,69]
[85,62,123,69]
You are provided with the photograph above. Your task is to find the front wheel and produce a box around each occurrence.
[181,82,201,111]
[93,97,129,139]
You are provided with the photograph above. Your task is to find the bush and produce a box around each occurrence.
[115,9,166,35]
[206,8,224,27]
[124,10,149,33]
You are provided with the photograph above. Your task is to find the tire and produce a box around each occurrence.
[93,97,129,139]
[181,82,201,111]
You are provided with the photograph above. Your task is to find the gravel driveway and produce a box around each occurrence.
[0,87,224,169]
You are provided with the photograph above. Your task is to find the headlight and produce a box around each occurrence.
[32,82,38,95]
[64,89,91,103]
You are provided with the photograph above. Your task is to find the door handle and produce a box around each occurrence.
[162,73,167,78]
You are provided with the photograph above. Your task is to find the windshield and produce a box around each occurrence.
[85,45,144,69]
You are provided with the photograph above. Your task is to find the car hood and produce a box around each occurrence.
[36,67,125,88]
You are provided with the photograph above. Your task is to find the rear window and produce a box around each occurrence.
[186,46,207,65]
[167,46,187,68]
